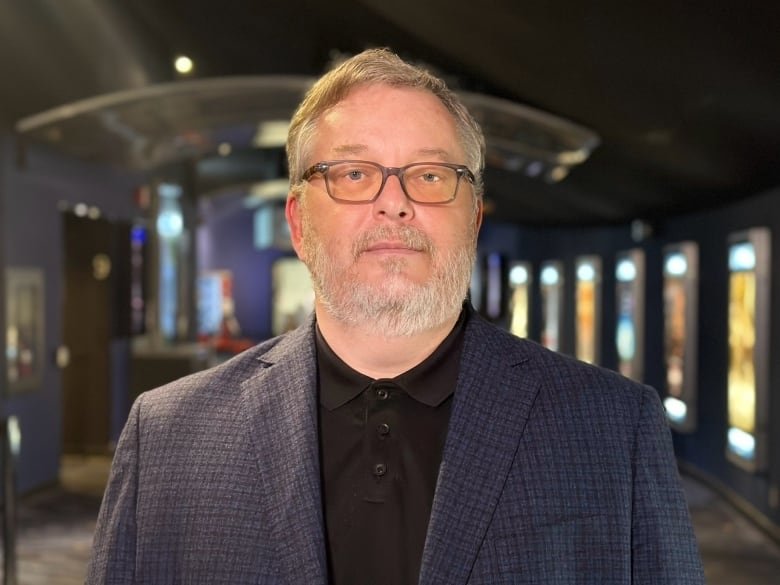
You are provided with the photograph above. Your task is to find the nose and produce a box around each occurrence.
[372,173,414,220]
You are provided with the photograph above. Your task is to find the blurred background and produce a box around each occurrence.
[0,1,779,582]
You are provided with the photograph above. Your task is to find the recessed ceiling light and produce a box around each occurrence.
[174,55,194,75]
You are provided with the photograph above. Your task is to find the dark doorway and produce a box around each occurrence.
[61,212,130,454]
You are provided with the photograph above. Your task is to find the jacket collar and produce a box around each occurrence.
[419,313,541,585]
[239,318,328,585]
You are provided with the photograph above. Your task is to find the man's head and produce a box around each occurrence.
[285,48,486,337]
[287,48,485,198]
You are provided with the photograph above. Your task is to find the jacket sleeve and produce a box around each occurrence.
[85,398,141,584]
[631,385,705,584]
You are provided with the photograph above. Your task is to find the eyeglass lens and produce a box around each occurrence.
[325,162,461,203]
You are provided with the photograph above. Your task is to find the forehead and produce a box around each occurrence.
[311,84,465,161]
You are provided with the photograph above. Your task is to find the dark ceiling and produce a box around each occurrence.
[1,0,778,226]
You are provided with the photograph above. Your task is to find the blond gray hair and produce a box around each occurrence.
[287,48,485,199]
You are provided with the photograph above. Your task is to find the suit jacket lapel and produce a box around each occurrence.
[240,320,328,585]
[419,317,541,585]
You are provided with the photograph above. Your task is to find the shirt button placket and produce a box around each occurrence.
[369,384,392,485]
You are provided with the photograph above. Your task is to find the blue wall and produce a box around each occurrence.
[197,194,289,341]
[1,135,141,492]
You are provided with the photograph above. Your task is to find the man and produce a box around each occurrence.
[87,48,705,584]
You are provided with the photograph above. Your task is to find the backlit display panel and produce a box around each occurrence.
[508,261,531,338]
[726,228,771,471]
[540,260,564,351]
[662,242,698,432]
[575,256,601,364]
[615,249,645,381]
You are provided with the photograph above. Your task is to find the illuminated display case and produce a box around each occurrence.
[726,228,771,472]
[469,255,483,313]
[271,257,315,336]
[483,252,505,321]
[662,242,699,432]
[5,268,45,393]
[574,256,601,364]
[507,261,532,338]
[540,260,564,351]
[615,249,645,381]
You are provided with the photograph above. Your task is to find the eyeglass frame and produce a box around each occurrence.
[300,159,476,205]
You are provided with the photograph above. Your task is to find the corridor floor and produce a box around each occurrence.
[3,455,780,584]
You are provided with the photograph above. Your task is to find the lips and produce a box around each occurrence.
[364,240,420,253]
[354,226,432,257]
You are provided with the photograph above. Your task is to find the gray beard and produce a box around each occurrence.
[301,217,476,337]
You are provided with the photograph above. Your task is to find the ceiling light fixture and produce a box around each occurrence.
[174,55,194,75]
[459,91,600,184]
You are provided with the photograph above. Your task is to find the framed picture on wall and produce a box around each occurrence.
[507,261,532,338]
[662,242,699,433]
[539,260,564,352]
[574,255,602,365]
[726,228,771,472]
[271,257,315,336]
[615,249,645,382]
[5,267,45,393]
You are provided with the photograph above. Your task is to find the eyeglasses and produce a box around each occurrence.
[301,160,475,204]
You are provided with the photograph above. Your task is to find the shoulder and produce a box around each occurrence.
[134,319,316,420]
[464,311,654,413]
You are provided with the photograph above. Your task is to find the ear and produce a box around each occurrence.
[474,197,484,233]
[285,192,305,260]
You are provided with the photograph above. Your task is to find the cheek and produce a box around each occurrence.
[302,211,353,259]
[429,212,478,250]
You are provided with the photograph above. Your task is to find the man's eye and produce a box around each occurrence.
[421,172,440,183]
[335,166,372,182]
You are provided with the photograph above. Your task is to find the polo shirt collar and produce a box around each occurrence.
[317,308,468,410]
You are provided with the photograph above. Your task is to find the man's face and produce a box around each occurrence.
[286,84,483,336]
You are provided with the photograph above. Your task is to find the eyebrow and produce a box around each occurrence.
[330,145,455,161]
[414,148,453,160]
[332,144,369,157]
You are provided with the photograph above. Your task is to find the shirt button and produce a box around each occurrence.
[377,423,390,437]
[373,463,387,477]
[376,388,389,400]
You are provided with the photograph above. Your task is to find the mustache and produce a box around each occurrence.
[352,225,433,257]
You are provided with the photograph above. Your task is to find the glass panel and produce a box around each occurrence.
[575,256,601,364]
[271,258,314,336]
[615,249,645,381]
[726,227,770,472]
[540,261,564,351]
[157,182,184,341]
[484,253,504,321]
[662,242,698,432]
[5,268,45,393]
[130,224,148,335]
[508,261,531,338]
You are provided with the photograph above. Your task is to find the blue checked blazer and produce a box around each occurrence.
[87,311,705,584]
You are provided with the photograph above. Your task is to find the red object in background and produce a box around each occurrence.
[205,270,255,355]
[133,185,151,210]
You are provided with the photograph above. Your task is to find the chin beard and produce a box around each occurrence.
[302,222,475,337]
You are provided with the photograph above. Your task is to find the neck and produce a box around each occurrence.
[314,304,460,379]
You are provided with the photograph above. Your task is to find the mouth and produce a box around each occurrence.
[353,226,433,258]
[363,240,423,254]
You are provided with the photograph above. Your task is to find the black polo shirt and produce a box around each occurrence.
[316,310,467,585]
